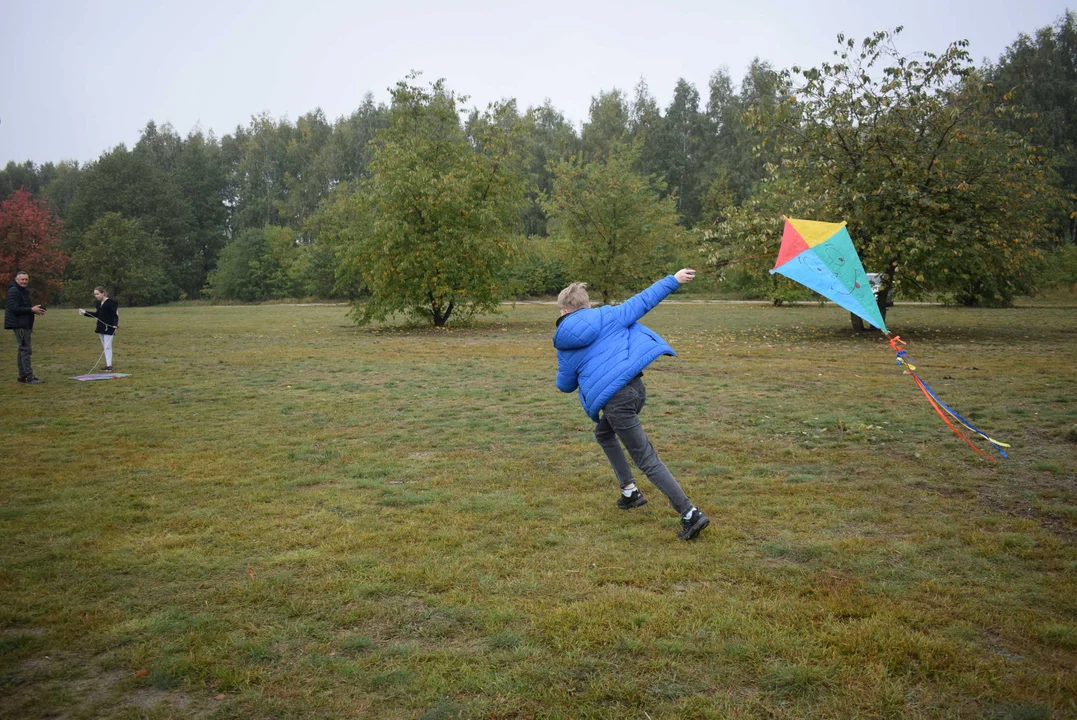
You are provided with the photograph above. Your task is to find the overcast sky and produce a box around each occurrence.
[1,0,1072,166]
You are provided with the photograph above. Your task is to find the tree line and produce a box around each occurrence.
[1,14,1074,326]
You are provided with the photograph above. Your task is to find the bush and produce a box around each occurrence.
[500,236,567,298]
[206,226,299,301]
[1035,245,1077,293]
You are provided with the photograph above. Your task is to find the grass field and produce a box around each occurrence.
[1,298,1075,719]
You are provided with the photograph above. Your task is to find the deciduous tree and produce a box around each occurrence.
[518,101,581,237]
[987,10,1077,244]
[337,76,528,326]
[742,29,1062,323]
[582,89,630,162]
[0,161,44,202]
[663,79,707,227]
[0,190,68,300]
[67,213,171,306]
[545,146,687,304]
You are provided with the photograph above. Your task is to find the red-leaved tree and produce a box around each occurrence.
[0,189,69,299]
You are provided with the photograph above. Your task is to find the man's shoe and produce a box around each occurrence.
[17,376,27,383]
[103,365,113,372]
[678,507,709,541]
[617,489,648,510]
[25,376,44,385]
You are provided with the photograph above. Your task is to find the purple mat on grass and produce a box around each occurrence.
[71,373,131,381]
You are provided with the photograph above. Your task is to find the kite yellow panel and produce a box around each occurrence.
[787,218,847,247]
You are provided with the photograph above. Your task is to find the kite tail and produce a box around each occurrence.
[888,335,1010,461]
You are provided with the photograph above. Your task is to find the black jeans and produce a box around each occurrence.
[12,329,32,379]
[594,377,692,514]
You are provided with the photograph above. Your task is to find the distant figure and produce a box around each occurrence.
[553,268,709,541]
[4,270,47,384]
[79,287,119,372]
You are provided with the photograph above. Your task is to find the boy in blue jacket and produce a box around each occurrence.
[554,268,709,540]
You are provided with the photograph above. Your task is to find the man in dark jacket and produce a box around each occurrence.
[554,268,709,541]
[4,271,47,384]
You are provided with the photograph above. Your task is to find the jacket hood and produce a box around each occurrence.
[553,308,601,350]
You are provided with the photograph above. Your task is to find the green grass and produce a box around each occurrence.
[1,300,1075,719]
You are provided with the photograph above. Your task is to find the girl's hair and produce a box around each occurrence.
[94,286,108,295]
[557,282,590,312]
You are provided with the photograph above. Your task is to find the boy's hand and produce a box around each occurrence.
[674,268,696,284]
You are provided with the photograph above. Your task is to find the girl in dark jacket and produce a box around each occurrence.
[79,287,119,371]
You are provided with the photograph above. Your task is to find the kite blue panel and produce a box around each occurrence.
[811,228,887,331]
[770,250,886,332]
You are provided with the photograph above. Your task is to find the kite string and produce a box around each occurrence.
[85,349,106,376]
[78,312,119,375]
[706,253,775,268]
[81,313,118,330]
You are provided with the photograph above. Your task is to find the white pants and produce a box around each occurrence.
[98,333,114,366]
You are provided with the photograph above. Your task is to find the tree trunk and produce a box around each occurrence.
[430,297,454,327]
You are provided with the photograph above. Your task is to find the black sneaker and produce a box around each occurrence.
[25,376,44,385]
[17,376,27,383]
[678,507,709,541]
[103,365,113,372]
[617,489,648,510]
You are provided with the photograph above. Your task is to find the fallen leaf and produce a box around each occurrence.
[215,694,225,701]
[134,669,148,678]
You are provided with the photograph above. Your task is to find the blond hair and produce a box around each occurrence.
[558,282,590,312]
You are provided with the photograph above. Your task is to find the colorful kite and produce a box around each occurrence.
[771,217,886,333]
[771,216,1009,461]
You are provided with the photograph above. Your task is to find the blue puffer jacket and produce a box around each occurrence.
[554,275,680,421]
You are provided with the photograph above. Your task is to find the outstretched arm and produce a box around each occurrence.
[610,269,695,327]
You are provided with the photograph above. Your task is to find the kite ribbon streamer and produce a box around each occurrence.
[888,336,1010,461]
